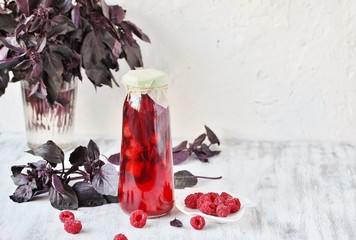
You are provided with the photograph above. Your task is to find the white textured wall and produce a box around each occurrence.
[1,0,356,142]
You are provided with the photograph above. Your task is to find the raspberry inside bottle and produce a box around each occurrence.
[119,69,174,217]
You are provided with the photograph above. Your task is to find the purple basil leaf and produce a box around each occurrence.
[71,4,80,28]
[104,195,119,203]
[201,143,220,157]
[100,0,110,19]
[48,184,79,210]
[69,146,88,166]
[11,174,28,186]
[27,140,64,165]
[28,17,42,32]
[109,5,126,24]
[0,36,23,52]
[13,59,32,71]
[15,0,40,16]
[55,0,72,14]
[0,53,25,70]
[51,174,65,194]
[174,170,198,189]
[88,139,100,161]
[205,125,220,146]
[30,60,43,78]
[192,133,206,149]
[0,14,17,33]
[9,185,33,203]
[11,165,27,177]
[72,182,107,207]
[36,36,47,53]
[91,164,118,196]
[42,52,63,104]
[173,151,190,165]
[0,69,9,96]
[173,140,188,153]
[170,218,183,227]
[0,46,9,60]
[122,38,143,69]
[123,21,151,43]
[108,153,120,165]
[47,15,76,38]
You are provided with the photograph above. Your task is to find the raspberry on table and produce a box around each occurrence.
[190,215,205,230]
[226,197,241,213]
[59,211,75,223]
[213,196,226,206]
[64,219,82,234]
[216,204,231,217]
[199,202,216,216]
[130,209,147,228]
[185,193,199,209]
[113,233,128,240]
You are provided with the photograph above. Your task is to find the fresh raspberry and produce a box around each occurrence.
[213,196,226,206]
[195,192,203,198]
[113,233,128,240]
[199,202,216,216]
[197,194,212,208]
[130,209,147,228]
[190,215,205,230]
[59,211,75,223]
[226,197,241,213]
[220,192,232,199]
[64,220,82,234]
[216,204,231,217]
[185,194,199,209]
[207,192,219,202]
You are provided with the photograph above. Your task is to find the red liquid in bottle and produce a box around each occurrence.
[119,93,174,217]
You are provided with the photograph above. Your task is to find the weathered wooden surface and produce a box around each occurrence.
[0,133,355,240]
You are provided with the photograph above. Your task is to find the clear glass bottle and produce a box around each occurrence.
[119,69,174,217]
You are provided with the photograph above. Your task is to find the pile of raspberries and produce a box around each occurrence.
[184,191,241,217]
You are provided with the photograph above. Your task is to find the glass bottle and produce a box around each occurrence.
[119,69,174,217]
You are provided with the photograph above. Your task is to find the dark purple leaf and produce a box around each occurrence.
[15,0,41,16]
[0,14,17,33]
[42,52,63,104]
[173,140,188,153]
[109,5,125,24]
[100,0,110,19]
[30,60,43,78]
[55,0,72,14]
[104,194,119,203]
[71,4,80,28]
[194,150,209,162]
[88,140,100,161]
[174,170,198,189]
[27,140,64,165]
[122,39,143,69]
[48,184,78,210]
[69,146,88,166]
[28,17,42,32]
[0,53,25,70]
[36,36,47,53]
[72,182,107,207]
[201,143,220,157]
[173,151,190,165]
[91,164,118,196]
[11,165,27,176]
[123,21,150,43]
[108,153,120,165]
[170,218,183,227]
[51,174,65,194]
[47,15,76,38]
[0,37,23,52]
[0,69,9,96]
[192,133,206,148]
[205,125,220,145]
[13,59,31,71]
[0,46,9,60]
[9,185,33,203]
[11,174,28,186]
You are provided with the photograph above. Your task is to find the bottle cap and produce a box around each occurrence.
[122,69,167,89]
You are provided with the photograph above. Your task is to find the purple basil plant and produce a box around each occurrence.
[0,0,150,105]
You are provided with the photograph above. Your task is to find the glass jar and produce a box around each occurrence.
[21,79,77,150]
[118,69,174,217]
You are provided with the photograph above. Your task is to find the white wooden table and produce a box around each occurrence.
[0,133,355,240]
